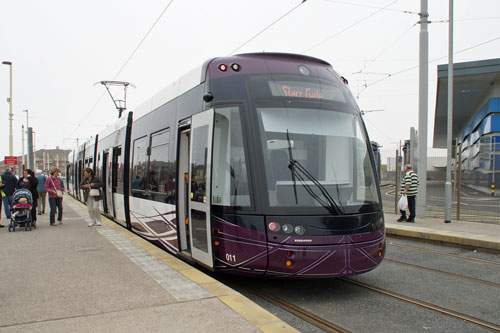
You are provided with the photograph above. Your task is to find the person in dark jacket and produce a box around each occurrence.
[80,167,104,227]
[0,167,18,226]
[36,172,47,214]
[18,169,39,223]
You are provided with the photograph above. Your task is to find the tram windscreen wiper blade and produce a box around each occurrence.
[286,130,298,204]
[288,159,344,215]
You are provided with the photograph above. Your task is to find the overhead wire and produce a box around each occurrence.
[356,36,500,96]
[362,115,398,142]
[432,16,500,23]
[71,0,175,136]
[352,23,417,75]
[228,0,308,56]
[112,0,175,81]
[322,0,417,15]
[303,0,401,53]
[455,16,500,22]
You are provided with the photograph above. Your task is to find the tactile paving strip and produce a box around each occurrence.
[68,201,213,302]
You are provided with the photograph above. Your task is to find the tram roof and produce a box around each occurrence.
[433,58,500,148]
[96,53,336,141]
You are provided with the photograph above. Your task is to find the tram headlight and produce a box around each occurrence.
[268,221,280,232]
[230,63,241,72]
[298,65,310,76]
[219,64,228,72]
[282,224,293,234]
[294,225,306,235]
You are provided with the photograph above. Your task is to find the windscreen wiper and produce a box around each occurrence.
[288,159,344,215]
[286,130,298,204]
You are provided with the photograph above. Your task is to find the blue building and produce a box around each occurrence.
[434,58,500,193]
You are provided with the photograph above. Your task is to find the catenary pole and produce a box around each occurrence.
[27,127,34,170]
[395,148,400,214]
[444,0,454,223]
[417,0,429,217]
[2,61,14,155]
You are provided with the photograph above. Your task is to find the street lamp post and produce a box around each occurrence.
[21,125,25,171]
[2,61,14,156]
[23,109,29,168]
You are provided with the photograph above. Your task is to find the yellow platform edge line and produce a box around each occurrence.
[386,227,500,250]
[67,196,295,332]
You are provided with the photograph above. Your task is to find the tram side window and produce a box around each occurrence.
[149,129,174,203]
[353,119,378,203]
[131,136,149,198]
[113,146,124,194]
[96,154,101,178]
[212,107,251,208]
[191,125,208,203]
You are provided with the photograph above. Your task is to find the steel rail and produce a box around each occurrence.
[342,278,500,332]
[384,258,500,288]
[243,285,351,333]
[389,242,500,266]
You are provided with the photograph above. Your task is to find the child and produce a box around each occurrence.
[12,197,32,218]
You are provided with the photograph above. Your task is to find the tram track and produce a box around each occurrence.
[237,277,500,333]
[223,241,500,332]
[384,258,500,288]
[241,284,351,333]
[341,278,500,332]
[389,242,500,266]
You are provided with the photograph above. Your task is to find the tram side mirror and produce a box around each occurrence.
[203,92,214,103]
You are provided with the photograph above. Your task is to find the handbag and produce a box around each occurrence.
[398,194,408,210]
[50,177,64,198]
[89,189,100,197]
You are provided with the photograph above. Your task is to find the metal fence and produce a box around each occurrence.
[379,146,500,224]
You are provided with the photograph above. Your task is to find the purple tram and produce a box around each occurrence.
[67,53,385,278]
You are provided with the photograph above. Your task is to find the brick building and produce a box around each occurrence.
[0,147,70,176]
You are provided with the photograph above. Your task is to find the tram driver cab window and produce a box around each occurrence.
[212,107,252,209]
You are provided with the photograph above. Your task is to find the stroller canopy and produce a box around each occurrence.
[12,189,33,205]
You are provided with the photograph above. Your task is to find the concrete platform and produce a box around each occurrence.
[0,197,296,332]
[385,212,500,251]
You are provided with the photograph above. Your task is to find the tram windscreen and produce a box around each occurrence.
[257,107,380,214]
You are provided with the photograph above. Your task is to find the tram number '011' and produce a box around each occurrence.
[226,253,236,262]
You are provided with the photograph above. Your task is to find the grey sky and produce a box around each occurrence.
[1,0,499,162]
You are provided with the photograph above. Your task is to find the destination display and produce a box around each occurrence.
[268,81,345,102]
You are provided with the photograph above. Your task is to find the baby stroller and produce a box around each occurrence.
[8,189,34,232]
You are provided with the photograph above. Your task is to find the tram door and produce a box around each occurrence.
[110,146,121,218]
[101,151,109,214]
[178,109,214,269]
[77,160,83,200]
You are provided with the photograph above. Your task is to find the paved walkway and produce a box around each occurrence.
[0,197,295,332]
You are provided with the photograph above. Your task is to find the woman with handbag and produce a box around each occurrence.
[80,167,104,227]
[44,167,65,226]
